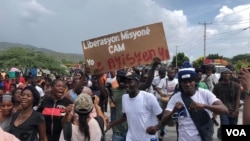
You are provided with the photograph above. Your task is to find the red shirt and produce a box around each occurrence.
[3,81,11,93]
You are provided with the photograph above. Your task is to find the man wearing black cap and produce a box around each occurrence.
[106,71,162,141]
[146,66,229,141]
[108,69,128,141]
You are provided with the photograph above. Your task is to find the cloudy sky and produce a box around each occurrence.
[0,0,249,62]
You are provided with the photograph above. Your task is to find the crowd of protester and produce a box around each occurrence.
[0,58,249,141]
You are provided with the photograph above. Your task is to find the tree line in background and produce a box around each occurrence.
[0,47,69,75]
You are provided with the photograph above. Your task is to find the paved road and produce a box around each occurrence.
[104,106,243,141]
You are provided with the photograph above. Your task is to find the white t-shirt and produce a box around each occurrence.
[122,91,162,141]
[157,78,178,96]
[59,118,102,141]
[152,76,161,87]
[166,88,219,141]
[35,85,45,97]
[145,85,154,94]
[201,74,218,91]
[152,76,162,98]
[0,127,20,141]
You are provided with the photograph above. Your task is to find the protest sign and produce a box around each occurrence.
[82,22,169,73]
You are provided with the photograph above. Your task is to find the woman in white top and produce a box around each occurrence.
[59,94,102,141]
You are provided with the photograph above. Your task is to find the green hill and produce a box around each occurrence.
[0,42,84,63]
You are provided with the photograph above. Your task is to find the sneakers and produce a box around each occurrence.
[158,127,167,141]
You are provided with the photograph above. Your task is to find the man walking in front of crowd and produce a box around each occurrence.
[107,57,161,141]
[106,72,162,141]
[146,64,228,141]
[213,68,241,139]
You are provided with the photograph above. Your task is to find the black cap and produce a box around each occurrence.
[117,70,127,77]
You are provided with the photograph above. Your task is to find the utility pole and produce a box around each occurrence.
[199,22,212,63]
[175,46,178,68]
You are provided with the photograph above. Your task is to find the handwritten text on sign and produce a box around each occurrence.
[82,22,169,73]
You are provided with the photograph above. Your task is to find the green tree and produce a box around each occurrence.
[61,59,73,65]
[234,60,250,73]
[231,54,250,64]
[0,47,68,75]
[192,57,204,68]
[171,52,189,68]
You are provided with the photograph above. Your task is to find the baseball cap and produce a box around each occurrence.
[74,94,93,115]
[178,62,196,82]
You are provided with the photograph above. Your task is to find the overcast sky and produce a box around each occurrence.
[0,0,249,62]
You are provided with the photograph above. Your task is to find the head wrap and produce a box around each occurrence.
[2,94,12,102]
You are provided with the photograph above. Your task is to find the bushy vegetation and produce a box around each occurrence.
[0,47,68,75]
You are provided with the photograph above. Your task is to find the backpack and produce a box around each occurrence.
[63,116,106,141]
[94,116,106,141]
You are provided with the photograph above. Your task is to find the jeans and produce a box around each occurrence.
[217,114,238,139]
[220,114,238,125]
[112,132,127,141]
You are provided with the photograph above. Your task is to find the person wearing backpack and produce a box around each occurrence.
[59,94,102,141]
[146,63,229,141]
